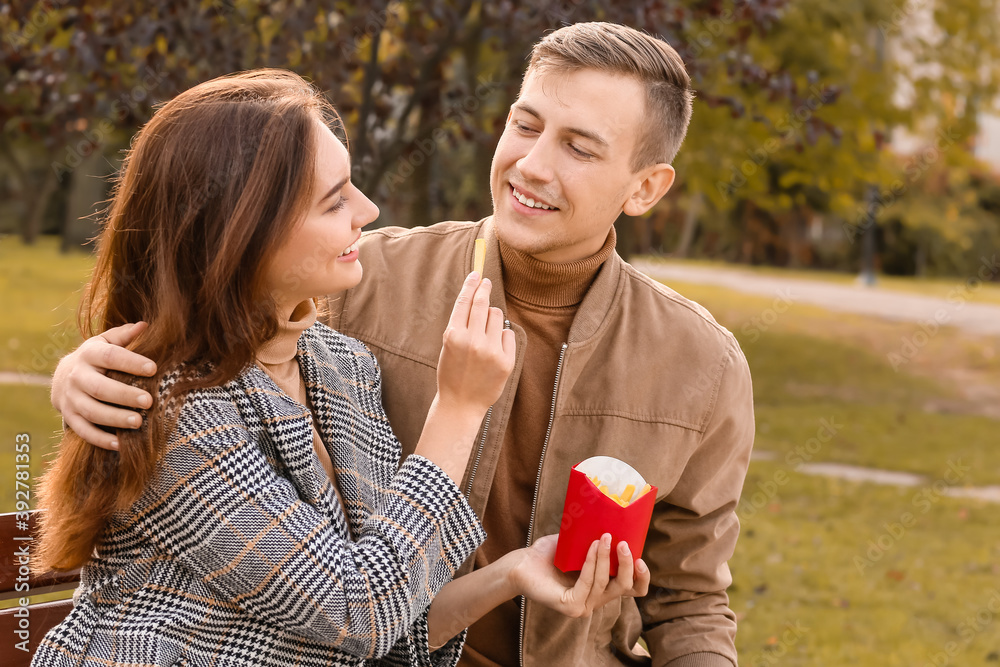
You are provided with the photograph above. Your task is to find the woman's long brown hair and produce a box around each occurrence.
[35,69,341,572]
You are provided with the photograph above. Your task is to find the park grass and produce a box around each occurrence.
[657,278,1000,663]
[731,460,1000,665]
[644,255,1000,306]
[0,235,92,377]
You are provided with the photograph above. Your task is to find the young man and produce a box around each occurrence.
[52,23,754,667]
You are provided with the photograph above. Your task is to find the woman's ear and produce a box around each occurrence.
[622,164,676,217]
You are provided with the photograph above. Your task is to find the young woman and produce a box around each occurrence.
[33,70,643,666]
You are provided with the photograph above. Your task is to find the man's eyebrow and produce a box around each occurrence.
[513,102,609,148]
[318,175,349,204]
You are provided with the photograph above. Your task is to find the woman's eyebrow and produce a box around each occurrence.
[318,175,349,204]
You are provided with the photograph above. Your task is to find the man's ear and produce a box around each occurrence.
[622,164,676,217]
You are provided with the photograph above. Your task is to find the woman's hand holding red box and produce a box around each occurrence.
[506,533,650,618]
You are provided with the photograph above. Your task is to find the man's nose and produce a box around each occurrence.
[516,135,555,184]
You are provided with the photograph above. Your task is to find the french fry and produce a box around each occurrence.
[589,476,646,507]
[474,238,486,275]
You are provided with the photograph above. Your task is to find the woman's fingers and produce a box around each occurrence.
[568,539,600,613]
[593,534,612,591]
[467,278,492,334]
[486,305,504,339]
[501,328,516,361]
[611,542,635,595]
[632,558,650,597]
[447,272,481,330]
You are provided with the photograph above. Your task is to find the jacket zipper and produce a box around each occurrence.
[519,342,568,666]
[464,319,512,499]
[464,407,491,498]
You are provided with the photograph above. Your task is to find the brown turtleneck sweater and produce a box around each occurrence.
[460,229,617,667]
[257,299,349,525]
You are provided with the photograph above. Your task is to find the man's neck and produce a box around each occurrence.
[498,227,616,308]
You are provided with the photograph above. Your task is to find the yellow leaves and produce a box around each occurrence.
[946,203,959,225]
[155,34,168,56]
[256,16,280,50]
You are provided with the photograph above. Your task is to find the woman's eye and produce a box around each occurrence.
[327,198,348,214]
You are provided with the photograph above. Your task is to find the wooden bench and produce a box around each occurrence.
[0,511,79,666]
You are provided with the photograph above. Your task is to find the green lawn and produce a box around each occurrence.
[2,239,999,661]
[732,461,1000,665]
[662,278,1000,663]
[0,235,92,376]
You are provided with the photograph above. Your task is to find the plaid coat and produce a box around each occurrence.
[34,323,486,667]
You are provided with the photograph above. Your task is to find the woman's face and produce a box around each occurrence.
[265,122,379,311]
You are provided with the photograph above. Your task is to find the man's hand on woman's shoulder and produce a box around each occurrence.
[52,322,157,450]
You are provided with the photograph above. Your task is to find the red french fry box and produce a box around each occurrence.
[553,456,657,577]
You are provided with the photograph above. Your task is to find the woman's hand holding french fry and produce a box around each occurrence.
[506,533,650,619]
[413,272,515,485]
[436,271,516,413]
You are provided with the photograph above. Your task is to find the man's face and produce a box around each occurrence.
[489,68,648,263]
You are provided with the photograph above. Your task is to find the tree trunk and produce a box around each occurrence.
[23,166,58,244]
[673,191,702,257]
[61,150,114,252]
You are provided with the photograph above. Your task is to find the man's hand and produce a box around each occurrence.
[509,534,650,618]
[52,322,157,450]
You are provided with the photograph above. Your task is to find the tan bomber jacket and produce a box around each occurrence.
[326,218,755,667]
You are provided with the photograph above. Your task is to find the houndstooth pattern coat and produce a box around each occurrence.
[34,323,486,667]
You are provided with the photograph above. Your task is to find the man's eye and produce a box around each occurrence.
[513,122,536,133]
[569,144,593,159]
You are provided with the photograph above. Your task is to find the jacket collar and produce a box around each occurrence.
[296,329,379,535]
[239,332,371,539]
[478,217,623,344]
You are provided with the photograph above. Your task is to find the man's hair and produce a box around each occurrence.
[525,22,694,170]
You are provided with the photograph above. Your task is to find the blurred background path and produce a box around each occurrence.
[633,260,1000,336]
